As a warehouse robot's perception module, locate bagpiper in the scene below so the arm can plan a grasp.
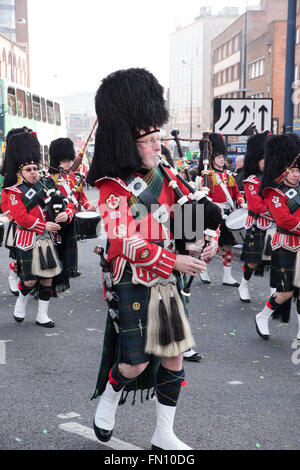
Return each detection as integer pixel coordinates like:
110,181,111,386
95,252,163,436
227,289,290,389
255,133,300,341
195,133,247,286
238,131,275,302
1,132,76,326
87,68,221,450
48,137,96,213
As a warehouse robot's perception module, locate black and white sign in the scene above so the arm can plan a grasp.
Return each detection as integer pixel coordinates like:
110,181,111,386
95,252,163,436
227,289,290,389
213,98,273,136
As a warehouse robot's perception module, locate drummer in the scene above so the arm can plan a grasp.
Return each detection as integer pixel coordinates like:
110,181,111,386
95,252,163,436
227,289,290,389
48,138,96,213
195,133,247,286
238,132,274,303
48,138,96,280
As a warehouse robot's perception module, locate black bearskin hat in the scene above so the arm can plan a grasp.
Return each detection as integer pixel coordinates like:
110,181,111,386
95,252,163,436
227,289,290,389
260,133,300,193
3,132,41,188
242,131,270,179
199,133,226,159
86,68,169,184
49,138,75,174
198,132,226,175
1,127,32,176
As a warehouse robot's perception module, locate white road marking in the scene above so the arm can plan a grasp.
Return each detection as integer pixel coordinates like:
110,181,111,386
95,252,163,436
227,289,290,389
59,421,143,450
57,412,81,419
227,381,244,385
0,340,12,365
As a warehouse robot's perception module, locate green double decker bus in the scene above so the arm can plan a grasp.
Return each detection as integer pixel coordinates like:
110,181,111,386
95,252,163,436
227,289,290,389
0,78,66,167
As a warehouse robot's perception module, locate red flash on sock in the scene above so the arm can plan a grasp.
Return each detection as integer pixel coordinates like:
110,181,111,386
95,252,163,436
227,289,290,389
266,301,274,309
108,369,119,386
181,380,187,387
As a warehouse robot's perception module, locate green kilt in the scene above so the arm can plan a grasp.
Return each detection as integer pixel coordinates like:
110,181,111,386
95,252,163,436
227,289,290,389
270,247,299,292
91,268,188,404
241,226,267,265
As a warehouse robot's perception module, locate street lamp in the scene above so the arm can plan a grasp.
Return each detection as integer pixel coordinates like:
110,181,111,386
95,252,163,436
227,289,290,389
181,59,193,139
9,17,26,83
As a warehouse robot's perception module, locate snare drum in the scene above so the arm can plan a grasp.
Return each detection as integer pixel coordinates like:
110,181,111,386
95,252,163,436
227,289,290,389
75,211,101,240
0,221,4,247
225,209,247,245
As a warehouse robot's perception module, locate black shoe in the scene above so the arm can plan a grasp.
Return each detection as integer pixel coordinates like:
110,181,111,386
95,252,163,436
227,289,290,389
13,316,24,323
151,444,163,450
93,420,113,442
36,320,55,328
10,289,19,297
183,350,202,362
223,282,240,287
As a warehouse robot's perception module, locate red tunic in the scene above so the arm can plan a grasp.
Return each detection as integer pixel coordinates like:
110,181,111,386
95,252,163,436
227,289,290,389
263,186,300,252
95,167,195,287
243,175,273,230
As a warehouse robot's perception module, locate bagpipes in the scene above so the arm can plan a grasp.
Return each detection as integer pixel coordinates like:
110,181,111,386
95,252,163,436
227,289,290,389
162,130,221,297
70,119,98,172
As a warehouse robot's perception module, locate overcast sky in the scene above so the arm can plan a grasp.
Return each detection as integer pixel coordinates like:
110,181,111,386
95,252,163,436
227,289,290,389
27,0,251,98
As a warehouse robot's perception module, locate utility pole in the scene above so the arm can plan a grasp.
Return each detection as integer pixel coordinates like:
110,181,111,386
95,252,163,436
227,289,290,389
283,0,297,133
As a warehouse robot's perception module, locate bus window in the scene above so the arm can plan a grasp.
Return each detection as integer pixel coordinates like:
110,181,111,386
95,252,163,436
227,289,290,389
26,92,32,119
47,100,54,124
7,87,16,116
44,145,49,164
32,95,41,121
16,89,26,118
41,97,47,122
54,102,61,126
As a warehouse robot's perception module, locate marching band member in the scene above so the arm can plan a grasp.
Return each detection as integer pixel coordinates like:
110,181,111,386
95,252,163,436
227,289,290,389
48,137,96,212
1,127,33,296
238,132,275,303
255,133,300,341
87,68,221,450
196,133,247,286
1,132,76,326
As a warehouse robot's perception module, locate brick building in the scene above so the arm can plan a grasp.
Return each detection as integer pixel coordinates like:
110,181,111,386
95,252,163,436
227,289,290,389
212,0,288,133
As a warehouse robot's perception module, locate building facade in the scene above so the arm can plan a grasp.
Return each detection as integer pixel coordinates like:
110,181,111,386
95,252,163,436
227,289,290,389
212,0,288,133
168,6,239,141
0,0,30,87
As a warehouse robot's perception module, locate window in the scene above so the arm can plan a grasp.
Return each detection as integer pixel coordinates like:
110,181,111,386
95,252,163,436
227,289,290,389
44,145,49,164
26,92,32,119
7,87,16,116
222,70,226,84
32,95,41,121
248,58,265,79
46,100,54,124
222,44,227,59
227,66,232,82
41,97,47,122
233,63,239,80
228,40,232,56
16,89,26,118
54,103,61,126
233,35,239,52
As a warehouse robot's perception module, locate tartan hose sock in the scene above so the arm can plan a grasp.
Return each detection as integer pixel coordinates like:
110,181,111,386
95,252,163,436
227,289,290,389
38,284,52,301
109,364,137,392
156,365,186,407
243,263,254,281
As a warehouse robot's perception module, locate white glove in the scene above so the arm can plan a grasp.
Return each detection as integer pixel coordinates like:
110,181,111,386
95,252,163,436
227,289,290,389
240,203,248,209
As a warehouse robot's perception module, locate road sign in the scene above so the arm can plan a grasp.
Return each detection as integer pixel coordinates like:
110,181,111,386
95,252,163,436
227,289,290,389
213,98,273,136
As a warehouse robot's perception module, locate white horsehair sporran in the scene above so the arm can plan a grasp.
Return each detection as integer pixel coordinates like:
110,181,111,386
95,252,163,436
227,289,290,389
145,276,194,357
31,234,62,278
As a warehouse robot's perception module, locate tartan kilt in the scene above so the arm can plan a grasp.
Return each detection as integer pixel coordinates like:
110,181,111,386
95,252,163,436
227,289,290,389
91,267,187,403
241,226,266,264
218,220,237,247
17,237,61,281
270,247,298,292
